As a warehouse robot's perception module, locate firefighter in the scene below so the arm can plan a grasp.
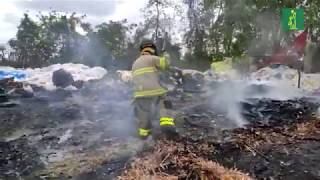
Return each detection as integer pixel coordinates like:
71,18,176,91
132,39,177,140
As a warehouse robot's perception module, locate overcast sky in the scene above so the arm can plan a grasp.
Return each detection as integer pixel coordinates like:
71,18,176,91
0,0,148,43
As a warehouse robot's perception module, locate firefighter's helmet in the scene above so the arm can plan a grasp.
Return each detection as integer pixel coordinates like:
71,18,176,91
140,39,157,55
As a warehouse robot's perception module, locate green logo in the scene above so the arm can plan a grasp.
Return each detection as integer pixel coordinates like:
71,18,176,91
281,8,304,31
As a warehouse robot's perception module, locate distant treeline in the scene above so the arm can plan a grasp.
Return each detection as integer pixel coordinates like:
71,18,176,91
1,0,319,71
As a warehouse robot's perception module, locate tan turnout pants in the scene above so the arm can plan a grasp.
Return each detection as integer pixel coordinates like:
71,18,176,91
133,96,175,138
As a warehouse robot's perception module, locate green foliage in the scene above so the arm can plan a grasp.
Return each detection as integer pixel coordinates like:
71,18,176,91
8,10,180,70
38,12,87,63
6,0,319,71
144,0,172,41
9,12,87,67
82,20,135,70
95,20,130,59
183,0,320,69
10,14,43,67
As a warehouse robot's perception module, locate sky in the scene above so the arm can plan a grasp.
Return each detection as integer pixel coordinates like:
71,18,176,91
0,0,148,43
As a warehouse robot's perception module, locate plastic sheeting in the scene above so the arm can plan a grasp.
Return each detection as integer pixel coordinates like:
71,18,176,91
0,70,26,81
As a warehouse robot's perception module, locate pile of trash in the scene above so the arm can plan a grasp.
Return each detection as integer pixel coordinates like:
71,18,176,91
251,64,320,92
25,63,107,90
251,65,298,82
0,64,107,90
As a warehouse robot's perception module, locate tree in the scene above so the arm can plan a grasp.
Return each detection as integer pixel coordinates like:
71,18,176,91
183,0,211,67
38,12,88,64
182,0,320,70
9,12,89,68
0,45,5,61
142,0,181,45
95,20,130,59
10,14,43,67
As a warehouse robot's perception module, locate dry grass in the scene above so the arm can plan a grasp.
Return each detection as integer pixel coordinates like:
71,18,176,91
232,119,320,150
119,140,252,180
120,119,320,180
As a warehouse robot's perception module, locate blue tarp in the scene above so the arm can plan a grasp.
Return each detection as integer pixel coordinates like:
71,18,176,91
0,70,26,81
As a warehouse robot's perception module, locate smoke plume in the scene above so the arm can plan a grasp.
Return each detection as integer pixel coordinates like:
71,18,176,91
206,80,303,128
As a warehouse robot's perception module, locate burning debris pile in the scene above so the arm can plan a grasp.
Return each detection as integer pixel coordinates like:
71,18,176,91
242,98,319,127
175,97,319,140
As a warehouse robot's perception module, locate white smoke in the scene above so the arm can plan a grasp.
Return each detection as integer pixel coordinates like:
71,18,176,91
206,79,303,127
206,81,247,126
71,77,135,138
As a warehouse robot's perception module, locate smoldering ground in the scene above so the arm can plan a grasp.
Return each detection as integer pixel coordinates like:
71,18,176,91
0,73,146,179
205,80,303,128
71,77,136,137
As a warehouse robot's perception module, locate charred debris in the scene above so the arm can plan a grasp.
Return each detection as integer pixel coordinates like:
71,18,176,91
0,70,320,179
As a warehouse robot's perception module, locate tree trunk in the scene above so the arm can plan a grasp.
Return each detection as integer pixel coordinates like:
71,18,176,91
303,40,315,73
0,50,4,61
155,0,160,42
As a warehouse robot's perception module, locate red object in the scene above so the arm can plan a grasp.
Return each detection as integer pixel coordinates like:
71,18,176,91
269,48,288,65
267,31,308,66
292,30,308,55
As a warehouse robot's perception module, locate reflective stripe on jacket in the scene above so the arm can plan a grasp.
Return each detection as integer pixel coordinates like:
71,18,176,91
132,54,169,98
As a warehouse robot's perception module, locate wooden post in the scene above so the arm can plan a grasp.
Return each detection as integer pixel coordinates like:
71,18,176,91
297,68,301,88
